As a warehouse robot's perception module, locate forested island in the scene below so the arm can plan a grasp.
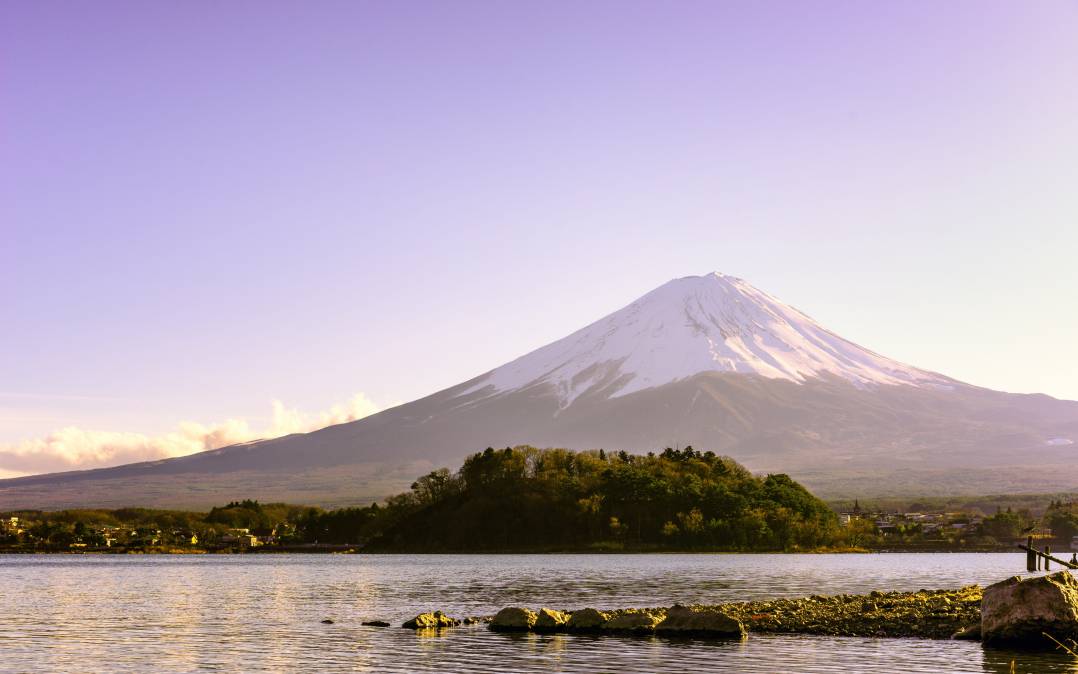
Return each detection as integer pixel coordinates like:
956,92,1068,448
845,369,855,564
3,446,1076,553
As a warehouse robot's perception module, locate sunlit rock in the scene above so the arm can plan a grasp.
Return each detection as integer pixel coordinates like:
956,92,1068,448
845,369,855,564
490,607,537,631
566,608,609,631
534,608,570,631
982,571,1078,647
656,605,745,637
402,611,459,629
601,609,665,632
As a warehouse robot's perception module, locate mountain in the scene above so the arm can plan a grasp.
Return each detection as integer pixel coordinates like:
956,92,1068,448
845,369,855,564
3,272,1077,509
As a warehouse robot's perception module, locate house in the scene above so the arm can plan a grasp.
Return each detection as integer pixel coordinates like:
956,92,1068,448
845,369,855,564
171,530,199,545
219,533,260,547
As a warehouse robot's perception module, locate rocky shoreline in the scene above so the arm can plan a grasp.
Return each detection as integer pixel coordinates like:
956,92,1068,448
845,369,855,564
386,572,1078,649
720,586,983,639
395,585,984,640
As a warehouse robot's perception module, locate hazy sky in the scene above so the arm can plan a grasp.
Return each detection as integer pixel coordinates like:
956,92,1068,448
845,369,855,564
2,2,1077,474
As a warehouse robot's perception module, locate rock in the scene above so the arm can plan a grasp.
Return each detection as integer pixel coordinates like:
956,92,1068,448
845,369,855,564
950,624,981,640
566,608,609,631
534,608,570,631
321,619,334,624
656,605,746,638
402,611,459,629
982,571,1078,647
362,620,391,627
602,609,665,632
490,607,537,631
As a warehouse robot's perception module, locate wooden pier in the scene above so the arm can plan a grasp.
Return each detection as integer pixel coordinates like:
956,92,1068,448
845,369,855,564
1019,535,1077,571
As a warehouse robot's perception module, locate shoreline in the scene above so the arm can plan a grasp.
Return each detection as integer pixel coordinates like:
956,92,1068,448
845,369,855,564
401,586,985,640
0,546,1040,555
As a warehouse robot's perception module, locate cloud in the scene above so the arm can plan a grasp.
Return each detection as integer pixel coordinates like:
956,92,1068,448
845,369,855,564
0,393,385,477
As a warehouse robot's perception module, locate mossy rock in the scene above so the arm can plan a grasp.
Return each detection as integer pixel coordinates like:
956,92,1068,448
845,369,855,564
490,607,538,631
656,605,746,638
403,611,459,629
534,608,570,632
602,609,665,632
566,608,609,631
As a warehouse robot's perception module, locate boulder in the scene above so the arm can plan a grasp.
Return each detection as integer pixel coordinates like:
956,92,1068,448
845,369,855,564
602,609,665,632
402,611,459,629
490,607,538,631
534,608,570,631
566,608,609,631
656,605,746,638
362,620,391,627
981,571,1078,647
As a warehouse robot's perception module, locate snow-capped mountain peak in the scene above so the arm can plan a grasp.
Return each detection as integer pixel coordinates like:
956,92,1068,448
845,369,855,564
463,272,945,404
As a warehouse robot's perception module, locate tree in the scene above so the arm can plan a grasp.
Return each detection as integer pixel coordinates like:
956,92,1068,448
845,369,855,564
981,510,1022,541
1047,510,1078,543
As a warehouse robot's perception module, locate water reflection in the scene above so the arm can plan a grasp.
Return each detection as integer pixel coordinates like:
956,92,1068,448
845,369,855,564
0,553,1075,672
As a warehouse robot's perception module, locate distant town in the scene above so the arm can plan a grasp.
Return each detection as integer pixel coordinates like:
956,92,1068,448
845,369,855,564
835,499,1078,553
0,501,355,553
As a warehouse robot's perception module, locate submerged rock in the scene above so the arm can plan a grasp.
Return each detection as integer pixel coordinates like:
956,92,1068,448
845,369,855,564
602,609,665,632
950,624,980,640
402,611,460,629
566,608,609,631
534,608,570,631
362,620,391,627
656,605,746,638
981,571,1078,647
490,607,538,631
321,619,335,624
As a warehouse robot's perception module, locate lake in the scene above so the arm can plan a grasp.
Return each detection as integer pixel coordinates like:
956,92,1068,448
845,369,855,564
0,553,1074,673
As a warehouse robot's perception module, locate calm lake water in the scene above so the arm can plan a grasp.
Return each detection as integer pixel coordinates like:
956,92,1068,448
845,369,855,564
0,553,1074,673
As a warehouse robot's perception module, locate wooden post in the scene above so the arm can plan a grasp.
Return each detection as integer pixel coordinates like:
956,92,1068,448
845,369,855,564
1017,543,1078,571
1046,545,1051,571
1028,536,1036,572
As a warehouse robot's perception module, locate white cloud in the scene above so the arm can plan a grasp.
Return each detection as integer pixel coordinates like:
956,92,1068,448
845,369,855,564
0,393,385,477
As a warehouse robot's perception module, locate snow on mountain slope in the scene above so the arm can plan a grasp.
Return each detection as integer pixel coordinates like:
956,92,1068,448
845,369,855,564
463,272,947,405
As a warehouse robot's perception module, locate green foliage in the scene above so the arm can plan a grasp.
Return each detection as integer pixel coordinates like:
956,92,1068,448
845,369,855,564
1046,506,1078,542
204,501,305,535
299,446,841,551
980,508,1024,541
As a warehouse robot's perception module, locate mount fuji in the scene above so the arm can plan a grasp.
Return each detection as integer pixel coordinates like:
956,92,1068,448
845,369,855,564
4,273,1077,509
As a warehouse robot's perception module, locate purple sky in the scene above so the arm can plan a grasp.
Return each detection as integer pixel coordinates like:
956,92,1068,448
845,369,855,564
2,2,1077,474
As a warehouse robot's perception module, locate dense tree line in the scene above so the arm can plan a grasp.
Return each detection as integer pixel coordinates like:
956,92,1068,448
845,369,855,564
295,446,842,551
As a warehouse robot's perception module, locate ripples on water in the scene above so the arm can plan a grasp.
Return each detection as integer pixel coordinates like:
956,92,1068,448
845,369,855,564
0,553,1075,672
